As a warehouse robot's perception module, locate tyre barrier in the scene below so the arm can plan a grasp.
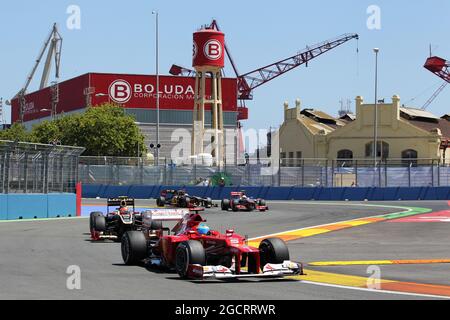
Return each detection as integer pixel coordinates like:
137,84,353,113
82,185,450,201
0,193,77,220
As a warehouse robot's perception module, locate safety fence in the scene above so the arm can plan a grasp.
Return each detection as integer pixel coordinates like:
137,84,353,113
79,157,450,188
0,140,85,194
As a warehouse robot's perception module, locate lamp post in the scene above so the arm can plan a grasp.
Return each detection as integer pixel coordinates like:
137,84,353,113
373,48,380,186
152,10,160,166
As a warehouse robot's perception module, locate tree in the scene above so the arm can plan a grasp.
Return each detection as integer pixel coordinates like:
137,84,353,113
31,104,147,156
0,123,32,142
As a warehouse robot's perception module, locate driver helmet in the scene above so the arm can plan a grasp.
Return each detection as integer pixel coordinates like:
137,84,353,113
119,207,129,214
197,224,210,235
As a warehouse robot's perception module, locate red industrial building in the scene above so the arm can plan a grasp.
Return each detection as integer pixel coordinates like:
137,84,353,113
11,73,241,123
11,73,245,160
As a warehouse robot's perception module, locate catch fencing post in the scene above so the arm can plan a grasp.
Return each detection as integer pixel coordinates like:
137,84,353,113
408,162,412,187
431,160,435,187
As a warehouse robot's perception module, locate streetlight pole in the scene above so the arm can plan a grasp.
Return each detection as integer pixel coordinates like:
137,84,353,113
373,48,380,186
152,10,160,166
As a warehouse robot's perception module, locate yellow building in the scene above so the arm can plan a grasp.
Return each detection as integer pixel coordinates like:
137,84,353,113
279,95,450,164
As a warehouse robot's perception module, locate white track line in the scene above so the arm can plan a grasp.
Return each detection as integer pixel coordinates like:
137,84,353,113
300,280,450,300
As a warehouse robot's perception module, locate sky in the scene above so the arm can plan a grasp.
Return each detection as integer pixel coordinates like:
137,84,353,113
1,0,450,130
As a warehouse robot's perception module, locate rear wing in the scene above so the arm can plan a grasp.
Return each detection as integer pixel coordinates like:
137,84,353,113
107,197,135,208
142,208,190,222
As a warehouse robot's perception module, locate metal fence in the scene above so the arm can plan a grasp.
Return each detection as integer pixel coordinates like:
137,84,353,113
78,157,450,188
0,140,85,194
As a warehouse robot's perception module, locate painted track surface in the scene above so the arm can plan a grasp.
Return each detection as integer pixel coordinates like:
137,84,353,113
0,200,449,300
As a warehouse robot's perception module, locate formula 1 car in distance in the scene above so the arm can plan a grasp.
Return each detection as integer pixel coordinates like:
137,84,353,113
156,189,214,209
221,191,268,212
90,197,143,241
121,209,302,280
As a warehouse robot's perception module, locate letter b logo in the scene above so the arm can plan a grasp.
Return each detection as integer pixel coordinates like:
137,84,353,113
204,40,222,60
109,80,132,103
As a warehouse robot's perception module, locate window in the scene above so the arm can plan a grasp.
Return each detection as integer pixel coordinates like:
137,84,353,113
280,152,286,167
365,141,389,160
402,149,418,167
296,151,303,167
337,149,353,167
289,152,294,167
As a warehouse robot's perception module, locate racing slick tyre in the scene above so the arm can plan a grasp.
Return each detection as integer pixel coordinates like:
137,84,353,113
205,198,213,208
93,215,106,232
121,231,147,265
157,196,166,207
232,199,240,212
259,238,290,268
150,220,163,231
181,196,191,208
221,199,230,211
259,199,266,207
89,212,103,231
175,240,206,279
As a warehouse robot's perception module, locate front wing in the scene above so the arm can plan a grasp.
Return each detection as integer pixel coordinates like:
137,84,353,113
187,261,303,280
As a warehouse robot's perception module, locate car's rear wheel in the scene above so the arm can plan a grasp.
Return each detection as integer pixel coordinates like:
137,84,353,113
175,240,206,278
259,238,290,268
259,199,266,207
182,196,191,208
157,196,166,207
89,212,103,231
150,220,163,231
232,199,240,212
221,199,230,211
121,231,147,265
93,215,106,232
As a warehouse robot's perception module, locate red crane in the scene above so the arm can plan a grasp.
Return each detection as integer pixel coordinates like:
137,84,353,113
170,20,359,119
423,56,450,155
423,56,450,110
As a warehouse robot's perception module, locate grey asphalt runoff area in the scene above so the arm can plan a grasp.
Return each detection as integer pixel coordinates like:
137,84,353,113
0,200,449,300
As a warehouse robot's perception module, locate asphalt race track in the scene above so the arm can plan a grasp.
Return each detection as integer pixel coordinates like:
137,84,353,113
1,200,450,300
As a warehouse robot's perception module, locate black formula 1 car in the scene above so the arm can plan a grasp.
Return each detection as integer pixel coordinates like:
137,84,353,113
121,209,303,280
221,192,268,212
156,189,214,209
90,197,142,241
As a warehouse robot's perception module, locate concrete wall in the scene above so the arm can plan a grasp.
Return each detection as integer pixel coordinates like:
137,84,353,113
0,194,77,220
83,184,450,202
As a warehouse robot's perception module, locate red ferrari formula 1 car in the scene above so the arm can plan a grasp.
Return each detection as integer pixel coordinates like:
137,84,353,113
221,191,268,212
90,197,142,241
121,209,302,280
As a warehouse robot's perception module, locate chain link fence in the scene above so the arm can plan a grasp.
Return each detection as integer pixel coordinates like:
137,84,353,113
0,140,85,194
79,157,450,187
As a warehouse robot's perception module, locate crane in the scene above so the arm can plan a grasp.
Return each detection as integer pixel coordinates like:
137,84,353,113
15,23,63,122
423,56,450,110
170,20,359,110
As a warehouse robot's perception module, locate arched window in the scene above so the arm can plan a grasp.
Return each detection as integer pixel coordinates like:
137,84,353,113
365,141,389,160
402,149,418,167
337,149,353,167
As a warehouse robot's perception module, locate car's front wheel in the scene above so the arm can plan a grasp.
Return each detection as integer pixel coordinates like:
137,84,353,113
175,240,206,278
259,238,290,268
89,212,103,231
205,198,213,208
93,215,106,232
